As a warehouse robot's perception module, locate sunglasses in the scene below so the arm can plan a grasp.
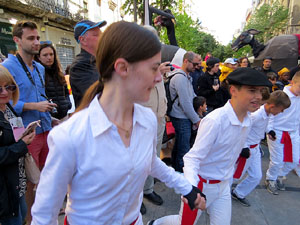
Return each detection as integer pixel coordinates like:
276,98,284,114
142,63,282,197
40,40,52,45
189,61,199,67
0,85,17,93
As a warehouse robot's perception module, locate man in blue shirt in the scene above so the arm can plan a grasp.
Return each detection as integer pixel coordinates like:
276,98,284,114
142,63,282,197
189,54,204,94
2,20,56,223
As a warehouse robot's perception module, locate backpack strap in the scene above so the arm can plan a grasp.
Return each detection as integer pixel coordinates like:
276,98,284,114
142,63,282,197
169,72,186,103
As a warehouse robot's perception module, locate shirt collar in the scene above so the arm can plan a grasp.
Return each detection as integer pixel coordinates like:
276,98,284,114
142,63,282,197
9,54,39,70
284,85,297,98
88,95,112,138
88,96,148,138
224,100,251,127
261,105,268,119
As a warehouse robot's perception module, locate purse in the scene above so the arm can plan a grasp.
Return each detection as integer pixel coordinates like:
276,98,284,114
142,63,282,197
25,153,40,184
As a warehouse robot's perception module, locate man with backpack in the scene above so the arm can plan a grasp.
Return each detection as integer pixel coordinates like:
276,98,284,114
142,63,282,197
168,51,200,172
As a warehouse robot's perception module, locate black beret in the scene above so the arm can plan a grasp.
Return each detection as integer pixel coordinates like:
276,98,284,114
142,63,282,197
227,67,272,87
263,56,272,61
206,57,220,67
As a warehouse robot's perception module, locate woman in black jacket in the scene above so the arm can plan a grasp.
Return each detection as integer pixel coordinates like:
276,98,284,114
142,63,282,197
0,65,35,225
36,43,72,120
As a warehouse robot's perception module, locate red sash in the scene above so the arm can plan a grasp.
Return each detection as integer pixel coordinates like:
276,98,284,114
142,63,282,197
181,175,220,225
281,131,293,162
233,145,257,179
233,144,258,179
233,156,247,179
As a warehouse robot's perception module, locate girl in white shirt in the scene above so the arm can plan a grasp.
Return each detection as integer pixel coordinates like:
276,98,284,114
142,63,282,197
31,21,205,225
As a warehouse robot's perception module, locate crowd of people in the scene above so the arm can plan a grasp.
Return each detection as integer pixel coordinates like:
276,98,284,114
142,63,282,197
0,17,299,225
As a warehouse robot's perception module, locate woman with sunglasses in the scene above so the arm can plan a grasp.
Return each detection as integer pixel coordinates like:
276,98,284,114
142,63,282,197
31,21,206,224
0,65,35,225
35,43,71,121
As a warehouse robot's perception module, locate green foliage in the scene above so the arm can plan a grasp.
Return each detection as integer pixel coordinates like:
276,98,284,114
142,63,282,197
158,11,233,61
159,11,202,52
212,44,237,61
232,45,252,59
122,0,239,61
121,0,176,23
245,0,289,43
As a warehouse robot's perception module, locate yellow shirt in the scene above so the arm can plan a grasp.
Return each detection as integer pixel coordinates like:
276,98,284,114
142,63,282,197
219,66,234,82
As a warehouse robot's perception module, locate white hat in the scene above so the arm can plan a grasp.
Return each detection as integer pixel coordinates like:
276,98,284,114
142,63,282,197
224,58,237,64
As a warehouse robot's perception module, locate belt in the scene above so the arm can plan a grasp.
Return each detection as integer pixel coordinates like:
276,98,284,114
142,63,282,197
250,144,258,148
198,175,221,184
64,216,138,225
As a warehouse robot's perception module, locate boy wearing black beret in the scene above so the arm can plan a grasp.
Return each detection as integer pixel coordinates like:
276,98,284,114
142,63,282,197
232,90,290,206
150,68,271,225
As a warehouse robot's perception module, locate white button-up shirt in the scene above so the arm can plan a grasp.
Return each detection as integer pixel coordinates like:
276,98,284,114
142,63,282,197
268,86,300,132
246,105,269,146
31,96,192,225
183,101,251,186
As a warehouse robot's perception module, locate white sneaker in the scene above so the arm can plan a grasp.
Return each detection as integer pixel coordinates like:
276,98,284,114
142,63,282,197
265,180,279,195
276,176,286,191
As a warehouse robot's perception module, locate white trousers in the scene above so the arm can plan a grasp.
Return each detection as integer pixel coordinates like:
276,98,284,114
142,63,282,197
266,130,300,181
234,145,262,198
153,180,231,225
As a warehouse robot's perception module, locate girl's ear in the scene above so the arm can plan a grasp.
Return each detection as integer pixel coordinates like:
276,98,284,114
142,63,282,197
114,58,129,78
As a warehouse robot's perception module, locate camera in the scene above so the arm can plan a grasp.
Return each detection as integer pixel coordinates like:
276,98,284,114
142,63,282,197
49,99,58,114
166,63,175,71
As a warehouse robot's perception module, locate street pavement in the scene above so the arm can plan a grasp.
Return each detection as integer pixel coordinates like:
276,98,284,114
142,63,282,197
58,143,300,225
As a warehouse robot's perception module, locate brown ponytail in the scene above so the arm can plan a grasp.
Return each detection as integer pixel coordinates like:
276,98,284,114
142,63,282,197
75,80,104,112
75,21,161,112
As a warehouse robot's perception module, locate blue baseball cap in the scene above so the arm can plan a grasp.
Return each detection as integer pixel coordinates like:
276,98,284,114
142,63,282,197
74,20,107,43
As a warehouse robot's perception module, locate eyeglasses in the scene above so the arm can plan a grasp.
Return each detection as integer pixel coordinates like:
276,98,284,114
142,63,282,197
40,40,52,45
189,61,199,67
0,85,17,93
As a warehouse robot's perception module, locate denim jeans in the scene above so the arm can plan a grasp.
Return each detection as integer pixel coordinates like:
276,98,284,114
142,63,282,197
170,117,192,172
0,195,27,225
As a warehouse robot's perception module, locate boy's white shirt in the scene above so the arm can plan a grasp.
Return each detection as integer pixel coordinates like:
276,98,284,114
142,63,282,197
246,104,270,147
183,100,251,186
267,86,300,132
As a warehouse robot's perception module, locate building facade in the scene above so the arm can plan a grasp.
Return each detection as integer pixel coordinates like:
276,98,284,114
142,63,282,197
0,0,127,70
247,0,300,35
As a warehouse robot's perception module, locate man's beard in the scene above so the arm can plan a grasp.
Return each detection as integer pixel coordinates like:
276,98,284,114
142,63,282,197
23,48,39,56
187,67,195,73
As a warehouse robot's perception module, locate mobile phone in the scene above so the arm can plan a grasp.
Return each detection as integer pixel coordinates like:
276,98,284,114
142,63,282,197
166,63,175,71
20,120,41,139
213,78,219,86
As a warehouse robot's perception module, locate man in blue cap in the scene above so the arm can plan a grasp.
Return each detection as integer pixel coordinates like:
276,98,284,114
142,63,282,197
70,19,106,107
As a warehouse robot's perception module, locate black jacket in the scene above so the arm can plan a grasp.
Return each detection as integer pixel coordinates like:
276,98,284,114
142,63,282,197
256,67,278,77
45,69,71,119
0,105,28,220
197,71,224,109
70,49,100,108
